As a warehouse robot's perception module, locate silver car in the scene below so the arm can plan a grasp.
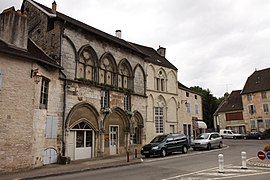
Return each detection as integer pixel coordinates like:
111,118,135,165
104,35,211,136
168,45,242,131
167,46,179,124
191,132,223,150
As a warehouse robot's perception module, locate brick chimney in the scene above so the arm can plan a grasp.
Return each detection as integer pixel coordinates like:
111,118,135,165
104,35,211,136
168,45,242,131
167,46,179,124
52,1,57,14
115,30,121,38
157,46,166,57
0,7,28,49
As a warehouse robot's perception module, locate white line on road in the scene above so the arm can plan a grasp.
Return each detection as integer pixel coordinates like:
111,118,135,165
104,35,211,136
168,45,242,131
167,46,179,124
212,171,270,180
161,164,233,180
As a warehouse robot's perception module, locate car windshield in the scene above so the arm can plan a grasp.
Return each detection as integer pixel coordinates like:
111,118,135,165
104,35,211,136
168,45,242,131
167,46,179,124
196,134,209,140
150,135,167,143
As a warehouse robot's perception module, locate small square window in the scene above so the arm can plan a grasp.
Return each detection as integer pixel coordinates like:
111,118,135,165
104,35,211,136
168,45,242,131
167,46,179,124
261,91,267,99
186,92,189,97
247,94,252,101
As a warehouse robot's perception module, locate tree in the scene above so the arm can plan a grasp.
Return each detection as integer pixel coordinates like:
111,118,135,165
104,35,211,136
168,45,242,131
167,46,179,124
190,86,220,129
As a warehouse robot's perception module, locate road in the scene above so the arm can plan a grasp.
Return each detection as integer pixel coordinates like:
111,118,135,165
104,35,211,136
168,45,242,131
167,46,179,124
40,139,270,180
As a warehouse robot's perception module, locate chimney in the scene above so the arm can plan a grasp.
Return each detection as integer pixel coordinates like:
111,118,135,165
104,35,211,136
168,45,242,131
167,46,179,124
52,1,57,14
115,30,121,38
224,92,229,102
0,7,28,49
157,46,166,57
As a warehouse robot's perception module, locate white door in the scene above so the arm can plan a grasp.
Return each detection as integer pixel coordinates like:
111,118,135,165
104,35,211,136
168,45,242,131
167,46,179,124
75,130,93,160
43,148,57,165
110,126,118,155
67,131,75,160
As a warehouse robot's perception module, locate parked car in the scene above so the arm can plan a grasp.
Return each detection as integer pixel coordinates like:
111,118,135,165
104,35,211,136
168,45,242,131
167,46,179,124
190,132,222,150
219,129,243,139
141,133,189,158
243,131,266,140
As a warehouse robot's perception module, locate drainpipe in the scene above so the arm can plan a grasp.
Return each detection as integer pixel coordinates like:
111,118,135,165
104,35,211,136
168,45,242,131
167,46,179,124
60,20,67,156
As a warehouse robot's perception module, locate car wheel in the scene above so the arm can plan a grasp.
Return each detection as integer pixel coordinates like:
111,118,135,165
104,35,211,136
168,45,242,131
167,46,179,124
218,142,223,148
160,148,166,157
182,146,188,154
207,143,211,150
258,136,262,140
243,136,247,139
145,154,150,158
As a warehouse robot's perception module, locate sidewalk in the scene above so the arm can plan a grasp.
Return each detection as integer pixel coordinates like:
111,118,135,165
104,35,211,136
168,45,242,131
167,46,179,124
0,154,143,180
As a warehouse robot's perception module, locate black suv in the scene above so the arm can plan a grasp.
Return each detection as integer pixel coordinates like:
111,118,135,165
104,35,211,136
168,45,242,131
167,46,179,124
141,133,189,158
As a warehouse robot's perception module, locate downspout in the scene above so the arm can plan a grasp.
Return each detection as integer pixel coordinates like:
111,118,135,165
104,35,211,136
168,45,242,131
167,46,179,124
60,20,67,156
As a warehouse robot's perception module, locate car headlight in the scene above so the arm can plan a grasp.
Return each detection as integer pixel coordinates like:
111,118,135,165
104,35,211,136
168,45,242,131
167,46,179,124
141,147,144,151
152,146,159,150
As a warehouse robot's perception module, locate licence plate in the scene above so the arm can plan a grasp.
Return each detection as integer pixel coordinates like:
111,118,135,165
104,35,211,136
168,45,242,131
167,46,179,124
144,151,149,153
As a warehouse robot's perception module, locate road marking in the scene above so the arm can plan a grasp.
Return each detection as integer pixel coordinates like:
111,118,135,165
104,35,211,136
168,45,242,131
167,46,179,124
161,164,233,180
212,171,270,180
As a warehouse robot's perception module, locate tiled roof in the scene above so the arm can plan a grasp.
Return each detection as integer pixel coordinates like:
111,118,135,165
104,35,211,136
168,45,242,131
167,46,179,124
29,1,146,57
216,90,243,113
0,39,62,69
241,67,270,94
177,82,201,95
129,42,177,70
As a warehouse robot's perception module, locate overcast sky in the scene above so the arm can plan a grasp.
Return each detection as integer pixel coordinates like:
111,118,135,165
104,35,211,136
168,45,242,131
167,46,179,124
1,0,270,97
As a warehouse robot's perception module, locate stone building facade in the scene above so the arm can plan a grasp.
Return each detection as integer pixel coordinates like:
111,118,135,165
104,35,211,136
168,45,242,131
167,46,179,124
0,0,192,172
241,68,270,133
178,82,204,140
130,43,179,143
0,7,62,172
214,90,245,134
214,68,270,134
23,0,147,161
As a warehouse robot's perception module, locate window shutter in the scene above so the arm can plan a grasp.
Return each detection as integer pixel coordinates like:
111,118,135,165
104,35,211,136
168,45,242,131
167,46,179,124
51,116,58,138
0,70,3,91
46,116,53,138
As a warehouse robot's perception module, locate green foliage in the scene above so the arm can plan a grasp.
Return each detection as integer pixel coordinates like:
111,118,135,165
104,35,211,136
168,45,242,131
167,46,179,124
264,129,270,138
190,86,220,129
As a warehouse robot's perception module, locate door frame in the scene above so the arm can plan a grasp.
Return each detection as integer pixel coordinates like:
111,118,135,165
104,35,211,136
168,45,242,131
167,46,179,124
109,125,119,155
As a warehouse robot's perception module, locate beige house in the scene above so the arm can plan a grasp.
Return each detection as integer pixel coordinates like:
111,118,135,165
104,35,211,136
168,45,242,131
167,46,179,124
214,90,245,134
130,44,179,143
241,68,270,132
214,68,270,134
178,82,204,140
0,8,62,172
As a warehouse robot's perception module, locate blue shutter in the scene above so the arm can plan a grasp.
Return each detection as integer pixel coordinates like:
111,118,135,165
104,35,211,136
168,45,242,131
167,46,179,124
0,70,3,91
51,116,58,138
46,116,53,138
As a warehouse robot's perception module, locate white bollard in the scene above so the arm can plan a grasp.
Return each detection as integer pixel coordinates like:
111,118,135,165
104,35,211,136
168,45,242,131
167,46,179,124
241,151,248,169
218,154,225,173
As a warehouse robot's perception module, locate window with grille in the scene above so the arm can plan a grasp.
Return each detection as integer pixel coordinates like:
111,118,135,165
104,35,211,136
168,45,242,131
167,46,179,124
155,107,164,133
40,78,49,109
124,95,131,111
263,104,269,112
100,90,109,109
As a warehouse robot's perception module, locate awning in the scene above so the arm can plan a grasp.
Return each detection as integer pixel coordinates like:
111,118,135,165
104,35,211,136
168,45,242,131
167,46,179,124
197,121,207,129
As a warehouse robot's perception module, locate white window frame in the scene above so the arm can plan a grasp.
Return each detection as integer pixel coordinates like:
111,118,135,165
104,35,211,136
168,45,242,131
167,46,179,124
263,103,269,112
261,91,267,99
247,94,252,101
101,90,109,109
250,119,256,130
155,107,164,133
248,104,256,114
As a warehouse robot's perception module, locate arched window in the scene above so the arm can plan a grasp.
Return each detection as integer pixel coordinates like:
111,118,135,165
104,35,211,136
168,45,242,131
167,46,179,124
118,59,132,89
77,46,97,81
99,53,117,86
156,70,166,92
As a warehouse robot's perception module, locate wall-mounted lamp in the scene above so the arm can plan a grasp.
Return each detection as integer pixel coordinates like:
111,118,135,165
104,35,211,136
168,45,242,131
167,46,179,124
31,68,42,84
